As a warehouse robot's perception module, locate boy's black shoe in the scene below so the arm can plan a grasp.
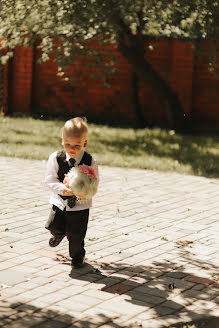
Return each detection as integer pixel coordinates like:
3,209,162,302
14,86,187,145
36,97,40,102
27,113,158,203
49,235,65,247
71,255,85,268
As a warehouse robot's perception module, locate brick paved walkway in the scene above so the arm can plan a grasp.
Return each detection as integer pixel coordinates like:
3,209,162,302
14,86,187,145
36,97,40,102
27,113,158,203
0,156,218,328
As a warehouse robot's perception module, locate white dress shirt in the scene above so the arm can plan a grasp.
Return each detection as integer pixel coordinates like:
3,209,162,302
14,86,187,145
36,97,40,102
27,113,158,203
45,149,99,211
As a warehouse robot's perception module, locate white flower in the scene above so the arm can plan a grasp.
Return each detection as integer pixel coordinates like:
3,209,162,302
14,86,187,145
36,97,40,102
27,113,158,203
67,165,98,200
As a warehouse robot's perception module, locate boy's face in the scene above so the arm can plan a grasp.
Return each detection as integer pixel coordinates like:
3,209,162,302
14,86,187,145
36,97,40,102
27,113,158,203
62,133,87,158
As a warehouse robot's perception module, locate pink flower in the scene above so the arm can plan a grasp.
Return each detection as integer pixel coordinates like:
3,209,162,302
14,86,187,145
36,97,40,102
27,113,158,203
79,164,97,179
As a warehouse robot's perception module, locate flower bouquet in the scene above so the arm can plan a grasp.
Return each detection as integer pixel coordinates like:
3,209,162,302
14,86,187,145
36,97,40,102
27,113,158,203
64,164,98,200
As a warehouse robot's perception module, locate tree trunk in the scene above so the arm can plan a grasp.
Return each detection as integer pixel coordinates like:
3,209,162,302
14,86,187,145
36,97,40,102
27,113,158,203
131,71,146,127
118,37,187,131
112,14,188,131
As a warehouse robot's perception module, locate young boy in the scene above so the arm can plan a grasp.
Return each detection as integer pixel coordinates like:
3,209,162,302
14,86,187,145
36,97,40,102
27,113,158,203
45,117,99,268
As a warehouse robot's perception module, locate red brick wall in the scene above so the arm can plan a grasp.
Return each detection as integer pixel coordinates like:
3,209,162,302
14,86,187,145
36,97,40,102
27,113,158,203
192,43,219,127
3,38,219,130
32,42,135,124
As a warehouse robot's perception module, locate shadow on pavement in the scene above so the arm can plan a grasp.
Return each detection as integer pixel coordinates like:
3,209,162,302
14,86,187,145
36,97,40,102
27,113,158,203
0,300,121,327
0,244,218,328
66,242,218,327
168,317,219,328
0,300,218,328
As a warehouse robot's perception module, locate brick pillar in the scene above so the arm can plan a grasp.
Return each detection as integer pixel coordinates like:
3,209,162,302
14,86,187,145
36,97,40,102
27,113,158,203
0,61,3,114
2,63,9,114
9,46,34,113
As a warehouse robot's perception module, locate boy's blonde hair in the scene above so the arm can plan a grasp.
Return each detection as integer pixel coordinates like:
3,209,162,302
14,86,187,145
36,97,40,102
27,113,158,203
62,117,88,137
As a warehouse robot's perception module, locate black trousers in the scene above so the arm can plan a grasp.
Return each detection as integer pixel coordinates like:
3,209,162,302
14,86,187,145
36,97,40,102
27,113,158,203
45,205,89,259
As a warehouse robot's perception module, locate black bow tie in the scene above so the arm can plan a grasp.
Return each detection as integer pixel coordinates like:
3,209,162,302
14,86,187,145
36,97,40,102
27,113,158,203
68,158,76,168
67,158,77,208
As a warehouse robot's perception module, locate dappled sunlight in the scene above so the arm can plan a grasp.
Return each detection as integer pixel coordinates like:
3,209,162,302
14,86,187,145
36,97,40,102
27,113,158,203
96,128,219,177
0,155,218,328
0,116,219,177
0,300,122,328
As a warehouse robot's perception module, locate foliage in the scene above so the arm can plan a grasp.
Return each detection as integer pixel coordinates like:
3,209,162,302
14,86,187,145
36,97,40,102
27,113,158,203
0,0,218,68
0,1,218,130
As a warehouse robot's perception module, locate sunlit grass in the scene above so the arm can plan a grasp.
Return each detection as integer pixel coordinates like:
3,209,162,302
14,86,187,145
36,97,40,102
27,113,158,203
0,116,219,178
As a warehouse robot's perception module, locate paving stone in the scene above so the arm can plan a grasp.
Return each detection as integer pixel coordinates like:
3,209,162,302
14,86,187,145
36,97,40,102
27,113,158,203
32,319,69,328
3,316,48,328
183,274,218,287
165,271,188,279
103,282,134,295
0,269,29,285
126,290,165,305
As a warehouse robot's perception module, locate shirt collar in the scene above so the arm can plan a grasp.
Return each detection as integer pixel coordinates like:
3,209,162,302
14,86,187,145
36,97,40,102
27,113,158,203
66,149,84,166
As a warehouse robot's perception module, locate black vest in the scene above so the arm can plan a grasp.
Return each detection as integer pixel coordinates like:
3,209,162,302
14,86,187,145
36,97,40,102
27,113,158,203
56,149,92,183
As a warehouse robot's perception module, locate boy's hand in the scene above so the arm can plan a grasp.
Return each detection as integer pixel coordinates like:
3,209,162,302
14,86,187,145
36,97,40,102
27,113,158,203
76,194,86,200
63,176,69,188
63,177,74,196
63,188,74,196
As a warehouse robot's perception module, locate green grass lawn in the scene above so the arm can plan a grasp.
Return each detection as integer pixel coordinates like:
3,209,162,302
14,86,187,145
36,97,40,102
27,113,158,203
0,116,219,178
